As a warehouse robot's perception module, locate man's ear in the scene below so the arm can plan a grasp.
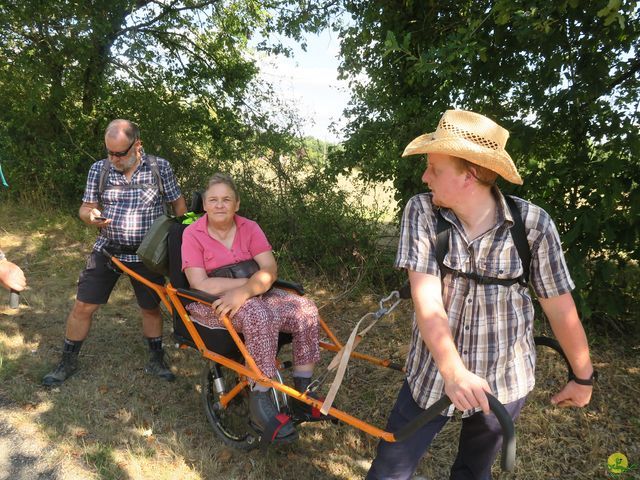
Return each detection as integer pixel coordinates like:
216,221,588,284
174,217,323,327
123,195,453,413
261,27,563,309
464,166,478,185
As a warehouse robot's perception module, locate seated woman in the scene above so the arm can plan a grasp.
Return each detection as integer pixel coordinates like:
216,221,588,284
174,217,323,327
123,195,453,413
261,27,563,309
181,173,321,440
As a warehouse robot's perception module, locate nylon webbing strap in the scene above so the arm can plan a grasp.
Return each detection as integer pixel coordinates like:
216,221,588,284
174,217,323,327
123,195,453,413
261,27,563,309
435,196,530,286
435,210,450,275
320,292,401,415
98,155,167,214
505,195,530,283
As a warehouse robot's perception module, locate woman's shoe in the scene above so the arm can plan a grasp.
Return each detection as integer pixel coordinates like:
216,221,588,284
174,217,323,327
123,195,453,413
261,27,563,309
249,390,297,441
291,376,333,422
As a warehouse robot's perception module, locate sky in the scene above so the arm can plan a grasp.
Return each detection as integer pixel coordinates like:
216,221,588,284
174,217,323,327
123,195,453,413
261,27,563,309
257,29,351,144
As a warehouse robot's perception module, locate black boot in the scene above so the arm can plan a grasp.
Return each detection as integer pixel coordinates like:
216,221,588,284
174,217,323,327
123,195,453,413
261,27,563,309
291,376,332,422
249,390,297,440
144,349,176,382
42,351,79,386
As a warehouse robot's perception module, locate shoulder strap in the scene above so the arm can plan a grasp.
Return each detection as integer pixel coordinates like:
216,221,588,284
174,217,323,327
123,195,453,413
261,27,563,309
146,154,165,197
435,210,451,274
98,156,167,211
434,198,531,285
98,158,111,202
505,195,531,284
146,154,168,215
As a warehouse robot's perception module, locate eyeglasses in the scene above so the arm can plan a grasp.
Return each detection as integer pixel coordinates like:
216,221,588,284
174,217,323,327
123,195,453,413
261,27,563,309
106,138,136,157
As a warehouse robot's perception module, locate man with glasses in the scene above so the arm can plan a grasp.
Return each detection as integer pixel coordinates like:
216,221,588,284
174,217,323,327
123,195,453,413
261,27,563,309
42,119,187,386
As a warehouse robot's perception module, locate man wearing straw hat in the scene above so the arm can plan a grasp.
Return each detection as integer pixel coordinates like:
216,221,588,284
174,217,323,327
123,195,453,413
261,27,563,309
367,110,595,479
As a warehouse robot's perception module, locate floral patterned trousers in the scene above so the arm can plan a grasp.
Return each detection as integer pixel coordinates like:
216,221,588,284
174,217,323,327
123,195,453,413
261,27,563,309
186,288,320,378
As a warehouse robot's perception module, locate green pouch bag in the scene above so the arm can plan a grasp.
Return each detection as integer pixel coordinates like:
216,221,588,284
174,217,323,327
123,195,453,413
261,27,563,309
136,214,177,276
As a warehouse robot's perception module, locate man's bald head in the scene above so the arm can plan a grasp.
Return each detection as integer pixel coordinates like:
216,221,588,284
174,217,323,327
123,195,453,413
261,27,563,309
105,119,140,143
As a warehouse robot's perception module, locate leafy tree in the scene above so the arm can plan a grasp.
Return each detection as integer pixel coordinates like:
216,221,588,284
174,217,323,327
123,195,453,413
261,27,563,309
329,0,640,328
0,0,319,202
0,0,386,284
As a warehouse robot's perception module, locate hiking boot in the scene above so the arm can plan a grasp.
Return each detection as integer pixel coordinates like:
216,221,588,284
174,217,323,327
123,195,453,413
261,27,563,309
249,390,297,440
144,350,176,382
42,351,79,386
291,376,332,422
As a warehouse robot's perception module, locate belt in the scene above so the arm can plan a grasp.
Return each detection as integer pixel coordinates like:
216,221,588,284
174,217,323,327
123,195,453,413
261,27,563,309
104,243,140,255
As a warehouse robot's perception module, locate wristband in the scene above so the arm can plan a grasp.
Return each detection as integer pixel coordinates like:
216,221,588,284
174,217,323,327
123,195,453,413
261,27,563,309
569,370,598,386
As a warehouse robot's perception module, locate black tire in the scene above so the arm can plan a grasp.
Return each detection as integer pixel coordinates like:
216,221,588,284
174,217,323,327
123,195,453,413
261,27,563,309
201,362,258,451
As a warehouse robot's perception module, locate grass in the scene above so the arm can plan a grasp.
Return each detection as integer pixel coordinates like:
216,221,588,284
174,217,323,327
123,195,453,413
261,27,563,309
1,201,639,479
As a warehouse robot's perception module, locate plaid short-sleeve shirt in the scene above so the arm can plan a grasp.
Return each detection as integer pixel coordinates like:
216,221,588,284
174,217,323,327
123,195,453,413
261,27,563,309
396,189,574,416
83,154,182,262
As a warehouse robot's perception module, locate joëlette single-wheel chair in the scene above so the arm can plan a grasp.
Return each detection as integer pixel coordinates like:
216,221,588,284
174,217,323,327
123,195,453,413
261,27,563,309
102,197,572,474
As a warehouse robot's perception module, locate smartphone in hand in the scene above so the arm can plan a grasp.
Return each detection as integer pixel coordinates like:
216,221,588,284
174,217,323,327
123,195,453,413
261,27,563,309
94,216,108,221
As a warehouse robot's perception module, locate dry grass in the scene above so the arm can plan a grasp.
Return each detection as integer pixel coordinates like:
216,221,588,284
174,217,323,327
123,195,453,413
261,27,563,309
1,202,639,480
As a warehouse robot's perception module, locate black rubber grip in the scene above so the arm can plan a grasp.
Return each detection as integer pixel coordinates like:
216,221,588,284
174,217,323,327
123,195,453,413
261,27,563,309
534,336,573,381
273,279,305,296
176,287,220,304
392,393,516,472
398,282,412,299
9,290,19,308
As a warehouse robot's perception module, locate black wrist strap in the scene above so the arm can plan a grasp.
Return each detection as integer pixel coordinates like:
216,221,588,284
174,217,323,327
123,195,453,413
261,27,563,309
569,370,598,386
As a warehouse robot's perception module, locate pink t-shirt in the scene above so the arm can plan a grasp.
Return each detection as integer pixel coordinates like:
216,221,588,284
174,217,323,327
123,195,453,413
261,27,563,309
181,214,272,272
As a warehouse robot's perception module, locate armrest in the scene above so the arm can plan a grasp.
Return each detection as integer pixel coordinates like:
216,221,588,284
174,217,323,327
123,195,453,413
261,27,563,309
176,287,220,304
274,279,305,295
178,281,304,303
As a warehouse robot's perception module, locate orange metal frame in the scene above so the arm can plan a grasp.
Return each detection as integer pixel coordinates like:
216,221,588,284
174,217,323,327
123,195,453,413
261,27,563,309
110,255,403,442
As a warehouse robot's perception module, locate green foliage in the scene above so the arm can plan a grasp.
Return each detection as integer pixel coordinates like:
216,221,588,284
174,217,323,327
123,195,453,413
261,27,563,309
181,132,390,288
0,0,306,202
0,0,391,290
328,0,640,330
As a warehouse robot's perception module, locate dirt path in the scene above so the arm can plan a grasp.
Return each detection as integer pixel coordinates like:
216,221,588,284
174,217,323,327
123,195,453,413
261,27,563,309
0,390,91,480
0,391,59,479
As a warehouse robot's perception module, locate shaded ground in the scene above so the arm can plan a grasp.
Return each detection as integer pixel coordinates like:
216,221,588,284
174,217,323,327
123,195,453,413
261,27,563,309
0,389,59,480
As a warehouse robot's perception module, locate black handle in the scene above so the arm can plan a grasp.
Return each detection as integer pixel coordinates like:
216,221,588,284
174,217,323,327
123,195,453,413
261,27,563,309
392,393,516,472
534,336,573,381
9,289,19,308
398,282,412,299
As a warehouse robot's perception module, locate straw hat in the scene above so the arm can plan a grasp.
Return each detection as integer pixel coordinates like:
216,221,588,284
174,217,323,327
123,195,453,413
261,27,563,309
402,109,523,185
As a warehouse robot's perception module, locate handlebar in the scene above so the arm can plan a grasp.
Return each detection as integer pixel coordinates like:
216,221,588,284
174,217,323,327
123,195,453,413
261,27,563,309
392,393,516,472
534,336,573,381
9,289,19,308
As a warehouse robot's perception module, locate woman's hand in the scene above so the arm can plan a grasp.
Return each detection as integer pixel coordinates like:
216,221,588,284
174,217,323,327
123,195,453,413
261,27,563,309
212,287,250,319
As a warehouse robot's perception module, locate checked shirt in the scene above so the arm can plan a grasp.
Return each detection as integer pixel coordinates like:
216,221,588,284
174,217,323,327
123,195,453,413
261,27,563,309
396,189,574,417
82,154,182,262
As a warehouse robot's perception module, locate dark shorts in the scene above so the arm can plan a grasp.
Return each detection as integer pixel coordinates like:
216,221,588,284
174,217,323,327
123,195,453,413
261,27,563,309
76,251,165,310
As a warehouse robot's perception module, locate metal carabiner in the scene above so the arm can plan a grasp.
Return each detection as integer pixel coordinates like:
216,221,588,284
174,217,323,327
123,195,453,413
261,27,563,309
375,290,402,318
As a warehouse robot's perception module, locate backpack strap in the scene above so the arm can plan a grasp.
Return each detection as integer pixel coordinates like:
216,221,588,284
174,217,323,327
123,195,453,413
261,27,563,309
97,155,167,212
146,154,165,198
146,154,168,215
505,195,531,284
433,197,531,286
98,158,111,204
435,209,451,276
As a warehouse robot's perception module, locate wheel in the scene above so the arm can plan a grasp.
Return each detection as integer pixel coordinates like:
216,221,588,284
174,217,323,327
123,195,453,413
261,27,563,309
201,362,258,450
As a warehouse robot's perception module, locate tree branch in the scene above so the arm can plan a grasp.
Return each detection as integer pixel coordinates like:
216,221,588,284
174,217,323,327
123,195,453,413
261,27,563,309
117,0,221,35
